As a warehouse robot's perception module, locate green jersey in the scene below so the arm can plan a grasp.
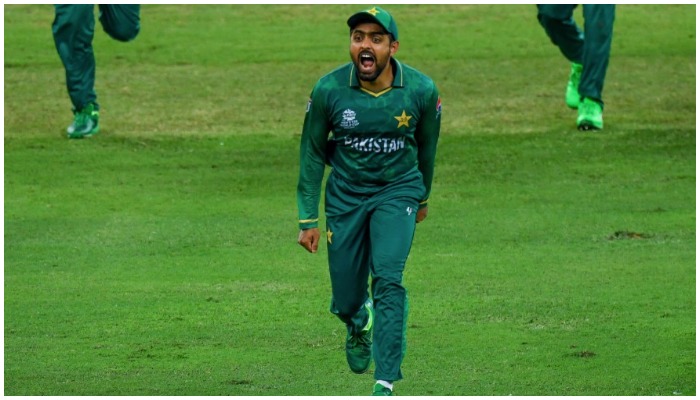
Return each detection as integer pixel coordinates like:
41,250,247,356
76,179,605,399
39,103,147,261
297,58,441,229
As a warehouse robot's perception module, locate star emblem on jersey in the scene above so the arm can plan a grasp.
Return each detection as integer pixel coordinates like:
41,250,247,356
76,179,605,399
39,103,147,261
327,229,333,245
394,110,412,128
366,7,379,16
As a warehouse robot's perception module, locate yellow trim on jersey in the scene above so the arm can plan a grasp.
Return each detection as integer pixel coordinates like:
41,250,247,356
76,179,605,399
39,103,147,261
419,199,429,205
299,218,319,224
360,87,393,97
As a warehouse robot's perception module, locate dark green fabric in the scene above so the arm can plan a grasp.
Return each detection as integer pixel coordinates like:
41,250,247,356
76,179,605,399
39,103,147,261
325,170,422,381
537,4,615,105
52,5,140,110
297,58,441,229
297,55,440,382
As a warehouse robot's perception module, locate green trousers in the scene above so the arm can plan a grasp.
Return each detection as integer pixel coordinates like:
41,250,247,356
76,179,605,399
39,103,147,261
52,5,140,111
537,4,615,106
325,170,425,382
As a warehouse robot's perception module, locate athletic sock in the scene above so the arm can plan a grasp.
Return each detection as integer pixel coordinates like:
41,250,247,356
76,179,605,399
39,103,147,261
376,380,393,391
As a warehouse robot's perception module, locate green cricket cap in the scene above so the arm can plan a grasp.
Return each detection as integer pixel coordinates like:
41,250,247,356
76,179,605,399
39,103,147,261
347,6,399,41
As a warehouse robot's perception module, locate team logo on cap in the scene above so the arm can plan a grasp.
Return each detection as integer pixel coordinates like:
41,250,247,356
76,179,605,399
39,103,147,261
366,7,379,15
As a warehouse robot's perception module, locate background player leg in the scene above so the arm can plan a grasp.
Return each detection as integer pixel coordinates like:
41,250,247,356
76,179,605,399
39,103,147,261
536,4,584,109
98,4,141,42
536,5,582,63
52,5,98,119
579,4,615,105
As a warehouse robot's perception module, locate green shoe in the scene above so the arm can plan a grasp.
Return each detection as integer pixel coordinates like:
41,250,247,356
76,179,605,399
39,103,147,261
372,383,393,396
346,299,374,374
566,62,583,109
67,103,100,139
576,97,604,131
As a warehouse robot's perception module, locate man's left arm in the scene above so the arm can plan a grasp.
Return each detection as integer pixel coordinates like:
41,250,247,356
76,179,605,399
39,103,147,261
415,83,441,220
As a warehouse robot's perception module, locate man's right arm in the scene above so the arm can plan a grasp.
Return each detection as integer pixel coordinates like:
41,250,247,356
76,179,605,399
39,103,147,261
297,227,321,253
296,84,331,232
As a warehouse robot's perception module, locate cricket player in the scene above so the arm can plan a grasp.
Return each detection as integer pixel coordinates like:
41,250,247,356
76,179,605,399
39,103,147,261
296,6,441,396
537,4,615,130
53,5,140,139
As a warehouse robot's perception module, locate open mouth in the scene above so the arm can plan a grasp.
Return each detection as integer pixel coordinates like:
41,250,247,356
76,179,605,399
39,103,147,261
359,52,376,70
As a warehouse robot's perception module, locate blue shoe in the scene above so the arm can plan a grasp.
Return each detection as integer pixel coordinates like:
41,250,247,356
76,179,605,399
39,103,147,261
67,103,99,139
346,299,374,374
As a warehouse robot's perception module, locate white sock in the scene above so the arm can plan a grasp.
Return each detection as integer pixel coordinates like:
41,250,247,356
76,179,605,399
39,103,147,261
376,380,393,391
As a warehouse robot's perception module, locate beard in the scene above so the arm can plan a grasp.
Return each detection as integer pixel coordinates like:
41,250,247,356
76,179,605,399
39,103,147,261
353,50,389,82
356,61,386,82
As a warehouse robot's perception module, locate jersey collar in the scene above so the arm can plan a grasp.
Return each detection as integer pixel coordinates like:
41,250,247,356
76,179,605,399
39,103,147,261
349,58,404,89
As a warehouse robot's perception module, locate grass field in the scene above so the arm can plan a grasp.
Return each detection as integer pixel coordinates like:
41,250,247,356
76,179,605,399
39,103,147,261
4,4,696,396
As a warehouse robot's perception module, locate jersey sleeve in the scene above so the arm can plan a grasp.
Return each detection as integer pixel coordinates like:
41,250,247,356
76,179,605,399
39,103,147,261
296,83,331,230
415,83,441,209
